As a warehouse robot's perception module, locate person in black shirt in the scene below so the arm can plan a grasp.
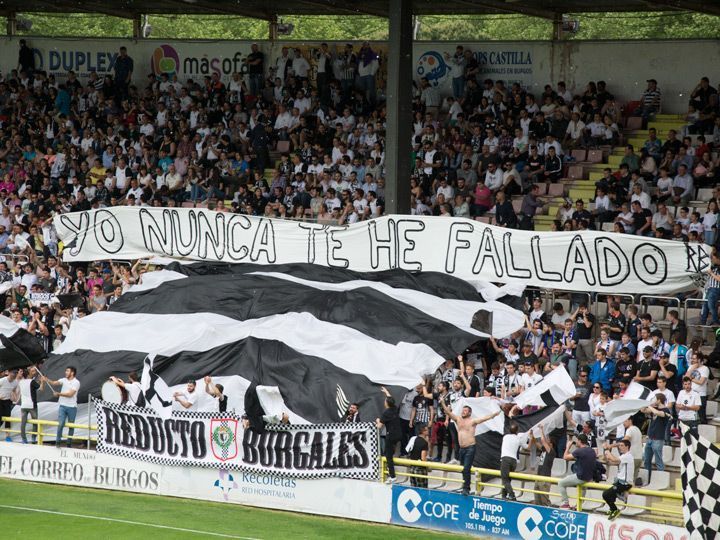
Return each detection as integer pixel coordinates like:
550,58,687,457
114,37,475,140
343,403,361,423
614,348,637,382
571,200,592,229
245,43,265,97
494,190,517,228
630,201,652,236
657,356,678,395
18,39,35,75
407,425,430,488
642,393,670,474
572,303,595,364
410,393,434,433
377,387,403,483
635,346,660,390
204,376,228,413
604,302,626,342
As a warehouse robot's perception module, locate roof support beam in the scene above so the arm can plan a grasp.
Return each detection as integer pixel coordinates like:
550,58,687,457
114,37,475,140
292,0,386,18
644,0,720,16
384,0,412,214
450,0,557,20
6,11,16,36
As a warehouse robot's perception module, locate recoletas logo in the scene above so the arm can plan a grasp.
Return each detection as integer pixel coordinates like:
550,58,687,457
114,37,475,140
151,44,179,77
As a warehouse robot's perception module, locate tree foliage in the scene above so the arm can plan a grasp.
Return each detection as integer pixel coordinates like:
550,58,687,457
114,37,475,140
14,11,720,41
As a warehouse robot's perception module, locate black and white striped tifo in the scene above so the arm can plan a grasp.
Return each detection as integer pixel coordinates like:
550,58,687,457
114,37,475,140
681,424,720,539
45,263,525,423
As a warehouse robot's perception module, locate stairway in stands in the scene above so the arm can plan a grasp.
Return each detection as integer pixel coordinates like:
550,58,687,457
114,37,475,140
532,113,688,231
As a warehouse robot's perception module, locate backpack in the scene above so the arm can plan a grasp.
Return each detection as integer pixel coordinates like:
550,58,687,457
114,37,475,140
593,461,607,482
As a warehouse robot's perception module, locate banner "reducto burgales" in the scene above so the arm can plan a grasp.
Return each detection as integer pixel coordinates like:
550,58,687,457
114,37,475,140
94,400,378,480
56,208,710,294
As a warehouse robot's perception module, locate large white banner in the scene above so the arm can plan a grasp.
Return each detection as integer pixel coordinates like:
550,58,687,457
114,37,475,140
94,400,378,479
56,208,709,294
0,441,392,523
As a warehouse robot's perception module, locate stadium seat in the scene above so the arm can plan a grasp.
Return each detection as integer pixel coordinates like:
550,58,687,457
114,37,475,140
646,305,666,322
625,117,643,131
638,469,670,491
586,149,604,164
567,165,584,180
698,424,717,441
475,216,492,224
512,199,523,213
707,400,718,420
276,141,290,153
480,478,503,497
551,458,567,476
669,447,682,468
516,481,536,503
536,183,548,196
581,489,605,511
548,183,565,197
571,149,587,162
621,494,647,516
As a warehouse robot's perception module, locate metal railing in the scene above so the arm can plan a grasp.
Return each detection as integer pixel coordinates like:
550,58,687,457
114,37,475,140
380,456,683,523
1,416,96,445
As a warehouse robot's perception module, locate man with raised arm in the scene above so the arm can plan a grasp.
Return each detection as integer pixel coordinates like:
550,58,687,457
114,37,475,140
441,398,501,495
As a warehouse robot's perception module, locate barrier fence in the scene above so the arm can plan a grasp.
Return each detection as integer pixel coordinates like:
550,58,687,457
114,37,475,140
379,456,683,524
0,415,96,445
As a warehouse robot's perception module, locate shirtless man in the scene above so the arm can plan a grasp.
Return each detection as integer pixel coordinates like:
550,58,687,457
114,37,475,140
442,399,501,495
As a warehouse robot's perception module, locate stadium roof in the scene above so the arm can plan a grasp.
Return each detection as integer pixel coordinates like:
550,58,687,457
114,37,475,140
0,0,718,20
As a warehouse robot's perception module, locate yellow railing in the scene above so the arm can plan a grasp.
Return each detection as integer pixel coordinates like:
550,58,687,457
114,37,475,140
1,416,97,445
381,456,683,522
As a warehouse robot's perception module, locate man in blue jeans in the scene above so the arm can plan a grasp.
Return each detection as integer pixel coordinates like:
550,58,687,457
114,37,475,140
642,393,670,478
442,400,501,495
44,366,81,448
701,253,720,325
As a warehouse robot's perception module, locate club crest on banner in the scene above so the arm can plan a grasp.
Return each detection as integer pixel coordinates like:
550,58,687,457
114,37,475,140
211,418,238,462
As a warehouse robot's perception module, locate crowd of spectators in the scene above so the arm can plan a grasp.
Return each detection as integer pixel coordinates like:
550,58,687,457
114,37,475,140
3,39,719,234
0,39,719,519
392,293,718,509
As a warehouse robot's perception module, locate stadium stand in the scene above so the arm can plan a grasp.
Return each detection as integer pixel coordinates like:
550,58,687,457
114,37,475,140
0,35,719,528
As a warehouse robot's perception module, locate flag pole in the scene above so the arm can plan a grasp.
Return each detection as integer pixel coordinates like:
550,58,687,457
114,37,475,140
87,394,92,450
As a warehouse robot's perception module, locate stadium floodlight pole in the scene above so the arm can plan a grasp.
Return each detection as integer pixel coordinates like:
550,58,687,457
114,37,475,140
384,0,413,214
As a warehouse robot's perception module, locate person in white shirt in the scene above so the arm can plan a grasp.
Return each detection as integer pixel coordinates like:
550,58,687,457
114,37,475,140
676,376,701,435
628,183,650,210
688,353,709,423
174,380,199,411
602,438,634,520
0,369,19,441
484,162,504,192
291,49,310,80
18,366,45,443
520,362,543,393
45,366,81,447
565,112,586,148
500,422,528,501
109,372,143,407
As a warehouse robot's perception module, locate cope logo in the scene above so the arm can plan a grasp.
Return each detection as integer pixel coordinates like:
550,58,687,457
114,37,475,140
151,44,179,76
396,489,422,523
517,507,543,540
416,51,449,87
